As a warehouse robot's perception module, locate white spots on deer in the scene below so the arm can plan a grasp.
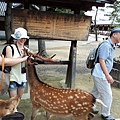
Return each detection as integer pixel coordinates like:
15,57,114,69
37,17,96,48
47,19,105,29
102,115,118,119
75,94,80,98
77,104,82,107
28,64,95,120
68,96,73,99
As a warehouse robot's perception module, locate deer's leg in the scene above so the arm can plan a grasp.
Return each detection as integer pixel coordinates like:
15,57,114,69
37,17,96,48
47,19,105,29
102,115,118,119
88,112,95,120
31,107,39,120
41,110,51,120
45,111,51,120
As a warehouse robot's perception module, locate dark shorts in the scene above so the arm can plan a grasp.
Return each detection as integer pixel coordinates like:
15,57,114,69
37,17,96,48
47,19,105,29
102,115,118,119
8,81,26,90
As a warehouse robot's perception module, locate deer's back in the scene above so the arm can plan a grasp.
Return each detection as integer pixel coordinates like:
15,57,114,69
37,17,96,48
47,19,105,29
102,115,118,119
30,80,94,116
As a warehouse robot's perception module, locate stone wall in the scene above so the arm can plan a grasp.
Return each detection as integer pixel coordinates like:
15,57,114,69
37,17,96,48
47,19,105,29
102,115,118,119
110,58,120,89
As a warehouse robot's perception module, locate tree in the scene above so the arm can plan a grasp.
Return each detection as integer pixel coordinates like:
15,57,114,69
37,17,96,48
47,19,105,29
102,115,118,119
95,7,98,41
105,0,120,27
5,2,12,44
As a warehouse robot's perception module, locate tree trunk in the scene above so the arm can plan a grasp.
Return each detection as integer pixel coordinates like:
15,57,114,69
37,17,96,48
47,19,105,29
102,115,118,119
95,7,98,41
38,39,48,57
5,2,12,44
24,2,30,47
38,6,48,57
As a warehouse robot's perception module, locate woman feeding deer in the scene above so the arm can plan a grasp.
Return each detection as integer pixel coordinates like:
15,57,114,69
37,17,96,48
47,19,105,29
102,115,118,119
5,27,33,112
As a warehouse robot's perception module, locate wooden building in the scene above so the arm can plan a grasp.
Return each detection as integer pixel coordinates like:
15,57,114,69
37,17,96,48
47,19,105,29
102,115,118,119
90,23,114,35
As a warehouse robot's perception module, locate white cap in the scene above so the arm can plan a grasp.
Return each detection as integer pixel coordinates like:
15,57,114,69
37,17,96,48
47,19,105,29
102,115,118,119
11,27,29,39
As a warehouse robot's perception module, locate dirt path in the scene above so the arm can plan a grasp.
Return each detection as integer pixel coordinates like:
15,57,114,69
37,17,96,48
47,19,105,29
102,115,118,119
0,34,120,120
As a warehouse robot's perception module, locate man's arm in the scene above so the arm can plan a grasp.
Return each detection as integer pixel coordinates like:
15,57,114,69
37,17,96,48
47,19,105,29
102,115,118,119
99,58,114,84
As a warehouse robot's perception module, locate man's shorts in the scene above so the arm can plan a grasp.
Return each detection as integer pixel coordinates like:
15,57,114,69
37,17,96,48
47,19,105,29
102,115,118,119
8,81,26,90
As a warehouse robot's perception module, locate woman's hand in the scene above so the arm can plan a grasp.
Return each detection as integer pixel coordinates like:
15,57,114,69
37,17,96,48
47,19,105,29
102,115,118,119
22,56,29,61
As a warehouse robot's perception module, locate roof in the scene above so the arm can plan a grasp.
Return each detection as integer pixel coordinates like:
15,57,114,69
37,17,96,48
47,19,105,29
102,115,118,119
2,0,116,11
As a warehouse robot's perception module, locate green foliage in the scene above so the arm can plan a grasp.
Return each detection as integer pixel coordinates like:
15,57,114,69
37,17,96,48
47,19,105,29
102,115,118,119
99,8,104,12
46,6,70,13
80,10,85,15
46,6,85,15
106,0,120,26
55,8,70,13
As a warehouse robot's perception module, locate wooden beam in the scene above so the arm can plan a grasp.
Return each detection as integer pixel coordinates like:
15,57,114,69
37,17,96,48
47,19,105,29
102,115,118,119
3,0,115,11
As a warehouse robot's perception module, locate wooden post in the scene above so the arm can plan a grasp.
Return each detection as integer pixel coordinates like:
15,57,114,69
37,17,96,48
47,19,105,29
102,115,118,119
24,1,29,47
5,2,12,43
65,40,77,88
65,8,79,88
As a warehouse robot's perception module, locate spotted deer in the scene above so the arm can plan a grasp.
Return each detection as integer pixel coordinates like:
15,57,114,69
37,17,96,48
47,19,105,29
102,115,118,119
0,95,20,119
27,53,107,120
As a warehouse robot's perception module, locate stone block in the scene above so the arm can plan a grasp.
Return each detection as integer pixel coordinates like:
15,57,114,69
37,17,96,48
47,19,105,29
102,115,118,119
110,68,120,81
112,79,120,89
113,61,120,70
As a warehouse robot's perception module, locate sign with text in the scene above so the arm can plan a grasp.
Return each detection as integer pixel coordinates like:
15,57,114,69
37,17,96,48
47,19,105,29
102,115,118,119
11,9,91,41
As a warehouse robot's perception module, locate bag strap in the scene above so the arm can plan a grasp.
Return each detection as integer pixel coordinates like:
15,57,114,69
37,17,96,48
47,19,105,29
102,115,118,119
0,54,5,90
94,40,109,63
2,45,14,57
91,40,109,74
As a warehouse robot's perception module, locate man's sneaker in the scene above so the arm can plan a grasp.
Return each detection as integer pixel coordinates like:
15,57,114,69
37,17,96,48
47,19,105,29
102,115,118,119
91,108,99,114
101,114,115,120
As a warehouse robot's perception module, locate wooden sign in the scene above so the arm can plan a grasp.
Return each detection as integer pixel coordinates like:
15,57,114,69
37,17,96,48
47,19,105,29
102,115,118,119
11,9,91,41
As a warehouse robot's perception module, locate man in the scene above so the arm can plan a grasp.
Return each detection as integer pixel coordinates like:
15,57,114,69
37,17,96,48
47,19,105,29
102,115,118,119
91,27,120,120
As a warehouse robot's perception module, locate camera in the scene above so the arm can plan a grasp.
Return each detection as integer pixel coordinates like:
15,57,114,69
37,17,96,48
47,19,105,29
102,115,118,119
21,67,26,73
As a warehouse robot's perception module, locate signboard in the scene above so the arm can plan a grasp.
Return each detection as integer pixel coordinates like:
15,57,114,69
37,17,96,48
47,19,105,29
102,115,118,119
11,9,91,41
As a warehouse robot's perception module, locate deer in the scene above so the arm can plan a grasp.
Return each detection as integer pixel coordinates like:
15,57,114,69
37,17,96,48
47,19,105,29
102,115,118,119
26,52,107,120
0,95,20,119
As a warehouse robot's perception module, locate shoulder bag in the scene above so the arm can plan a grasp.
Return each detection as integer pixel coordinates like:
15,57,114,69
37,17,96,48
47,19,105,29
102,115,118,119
0,55,10,96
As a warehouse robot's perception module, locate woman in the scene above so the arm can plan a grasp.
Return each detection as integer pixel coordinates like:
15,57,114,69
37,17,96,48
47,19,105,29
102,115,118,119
5,27,32,105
